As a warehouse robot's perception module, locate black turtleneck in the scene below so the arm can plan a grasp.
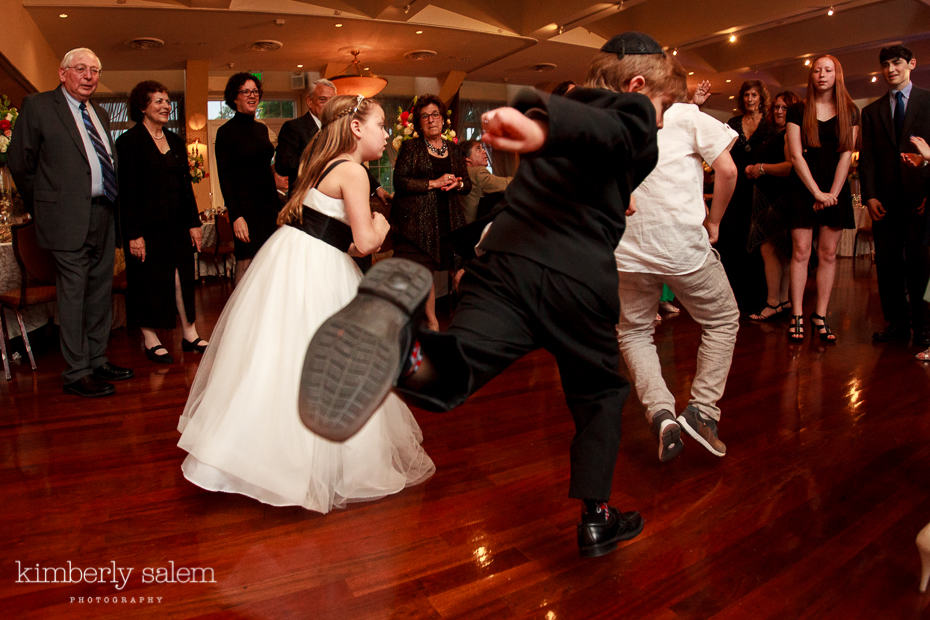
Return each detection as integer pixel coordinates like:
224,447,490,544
214,111,280,258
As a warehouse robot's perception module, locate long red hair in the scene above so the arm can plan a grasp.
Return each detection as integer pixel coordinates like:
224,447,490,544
802,54,857,151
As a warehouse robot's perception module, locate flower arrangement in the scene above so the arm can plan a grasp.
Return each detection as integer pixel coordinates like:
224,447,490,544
188,151,207,184
391,96,456,152
0,95,20,165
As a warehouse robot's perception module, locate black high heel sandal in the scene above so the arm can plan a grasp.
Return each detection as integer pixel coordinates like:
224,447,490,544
750,301,789,322
788,315,805,341
809,313,837,343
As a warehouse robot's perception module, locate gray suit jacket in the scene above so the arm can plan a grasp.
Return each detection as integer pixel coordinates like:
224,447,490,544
8,85,118,251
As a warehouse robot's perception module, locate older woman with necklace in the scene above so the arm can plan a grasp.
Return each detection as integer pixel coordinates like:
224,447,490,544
391,94,471,330
116,80,207,363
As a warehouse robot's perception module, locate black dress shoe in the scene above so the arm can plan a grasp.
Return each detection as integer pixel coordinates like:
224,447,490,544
145,345,174,364
872,325,910,343
577,505,644,558
298,258,432,442
92,362,134,381
181,337,208,353
63,375,115,398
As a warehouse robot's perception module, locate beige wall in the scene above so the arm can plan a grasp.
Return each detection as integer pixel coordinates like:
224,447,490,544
0,0,60,93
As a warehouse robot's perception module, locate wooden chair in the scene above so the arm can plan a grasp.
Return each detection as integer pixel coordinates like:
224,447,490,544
206,212,236,279
853,214,874,262
0,221,57,381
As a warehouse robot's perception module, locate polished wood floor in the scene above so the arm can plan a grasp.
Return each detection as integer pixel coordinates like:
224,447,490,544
2,257,929,619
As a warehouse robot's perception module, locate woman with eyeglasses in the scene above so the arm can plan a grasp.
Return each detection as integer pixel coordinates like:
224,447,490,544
746,90,801,321
116,80,209,363
391,94,471,331
718,80,775,316
214,72,280,281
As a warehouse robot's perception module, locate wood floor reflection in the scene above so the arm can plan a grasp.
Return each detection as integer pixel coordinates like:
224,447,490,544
2,257,929,618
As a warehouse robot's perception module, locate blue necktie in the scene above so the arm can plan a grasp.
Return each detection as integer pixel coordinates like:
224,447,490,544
79,102,117,202
894,91,906,141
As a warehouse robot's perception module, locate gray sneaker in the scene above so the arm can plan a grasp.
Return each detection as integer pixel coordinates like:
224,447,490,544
677,406,726,457
650,409,683,462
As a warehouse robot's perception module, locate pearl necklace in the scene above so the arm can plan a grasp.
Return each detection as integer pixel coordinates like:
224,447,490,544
425,139,447,157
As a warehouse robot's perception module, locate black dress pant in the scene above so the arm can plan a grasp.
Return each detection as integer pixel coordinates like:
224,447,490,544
396,252,629,501
873,208,930,335
50,201,115,383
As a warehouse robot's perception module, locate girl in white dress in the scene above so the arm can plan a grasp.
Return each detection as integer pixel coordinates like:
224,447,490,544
177,95,435,512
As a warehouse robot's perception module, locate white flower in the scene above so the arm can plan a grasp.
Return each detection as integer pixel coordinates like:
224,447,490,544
403,125,412,136
3,113,11,121
0,134,9,152
449,130,456,138
392,136,403,151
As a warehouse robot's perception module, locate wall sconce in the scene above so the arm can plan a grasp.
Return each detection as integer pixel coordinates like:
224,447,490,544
187,112,207,132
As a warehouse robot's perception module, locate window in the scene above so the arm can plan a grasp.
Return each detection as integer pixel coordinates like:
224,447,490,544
208,99,295,120
96,94,186,143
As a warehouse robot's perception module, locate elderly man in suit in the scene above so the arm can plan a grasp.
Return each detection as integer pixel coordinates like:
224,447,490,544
8,47,133,397
860,44,930,349
274,78,336,197
274,78,390,204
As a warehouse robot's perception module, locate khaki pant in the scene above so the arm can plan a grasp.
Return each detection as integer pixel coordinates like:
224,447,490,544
617,251,739,423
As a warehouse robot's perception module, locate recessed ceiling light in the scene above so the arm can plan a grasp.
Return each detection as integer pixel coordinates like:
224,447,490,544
688,71,694,76
728,34,737,43
804,58,811,66
871,76,878,82
415,30,423,34
827,6,835,16
59,13,68,18
296,64,303,68
725,79,732,83
672,49,678,56
335,23,343,28
729,95,735,99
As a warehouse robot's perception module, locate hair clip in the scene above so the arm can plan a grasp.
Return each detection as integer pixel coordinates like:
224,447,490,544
351,94,365,114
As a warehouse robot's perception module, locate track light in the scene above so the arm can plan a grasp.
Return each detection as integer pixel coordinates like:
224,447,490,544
827,6,835,16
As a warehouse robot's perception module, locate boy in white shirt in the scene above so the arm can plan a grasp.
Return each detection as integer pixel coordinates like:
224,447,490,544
615,98,739,462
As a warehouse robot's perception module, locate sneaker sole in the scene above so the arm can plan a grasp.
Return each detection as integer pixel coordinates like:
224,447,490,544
298,259,432,441
578,514,645,558
677,414,726,457
658,422,683,463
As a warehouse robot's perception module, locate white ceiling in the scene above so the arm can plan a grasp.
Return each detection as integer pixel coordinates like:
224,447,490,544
20,0,930,108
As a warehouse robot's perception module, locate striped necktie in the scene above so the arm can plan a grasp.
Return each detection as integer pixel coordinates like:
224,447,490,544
79,102,117,202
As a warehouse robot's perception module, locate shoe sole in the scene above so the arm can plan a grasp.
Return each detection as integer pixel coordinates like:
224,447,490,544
658,422,683,463
63,386,115,398
677,414,726,457
578,514,645,558
298,259,432,442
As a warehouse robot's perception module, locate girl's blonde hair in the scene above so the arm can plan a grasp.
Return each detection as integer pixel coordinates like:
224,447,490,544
802,55,857,151
278,95,379,226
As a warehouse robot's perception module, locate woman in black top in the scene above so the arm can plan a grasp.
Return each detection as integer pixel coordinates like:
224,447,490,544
391,94,471,330
718,80,773,314
747,90,800,321
214,73,280,281
117,80,207,363
786,55,859,342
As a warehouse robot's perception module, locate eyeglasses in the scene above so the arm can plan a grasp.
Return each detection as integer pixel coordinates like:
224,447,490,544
68,65,101,76
420,112,442,121
238,89,261,97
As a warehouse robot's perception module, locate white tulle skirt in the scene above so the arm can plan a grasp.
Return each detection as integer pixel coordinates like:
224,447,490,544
177,225,435,513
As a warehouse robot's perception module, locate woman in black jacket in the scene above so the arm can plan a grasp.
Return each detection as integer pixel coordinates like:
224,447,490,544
116,80,207,363
391,94,471,330
214,73,280,281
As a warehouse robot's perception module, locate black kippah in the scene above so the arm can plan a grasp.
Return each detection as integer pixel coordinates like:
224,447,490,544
601,31,664,57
